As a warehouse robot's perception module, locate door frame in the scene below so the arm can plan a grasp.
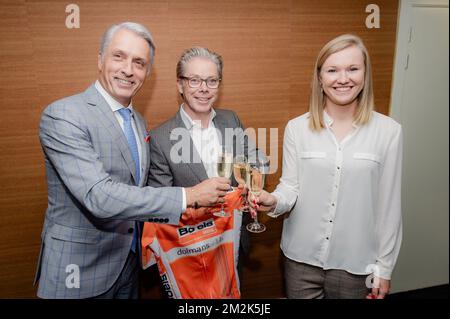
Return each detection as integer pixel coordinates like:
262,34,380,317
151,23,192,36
389,0,449,120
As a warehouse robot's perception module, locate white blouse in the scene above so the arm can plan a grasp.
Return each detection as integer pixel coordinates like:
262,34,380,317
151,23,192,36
270,111,402,280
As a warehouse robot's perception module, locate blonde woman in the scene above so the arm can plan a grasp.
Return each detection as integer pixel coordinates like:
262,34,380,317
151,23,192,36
254,34,403,299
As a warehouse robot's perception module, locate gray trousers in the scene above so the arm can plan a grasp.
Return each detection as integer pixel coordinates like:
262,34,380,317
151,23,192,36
284,256,369,299
92,250,140,299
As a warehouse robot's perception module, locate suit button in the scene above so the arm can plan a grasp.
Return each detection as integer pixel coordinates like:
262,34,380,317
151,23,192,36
148,218,153,222
164,218,169,223
128,228,134,234
155,218,161,223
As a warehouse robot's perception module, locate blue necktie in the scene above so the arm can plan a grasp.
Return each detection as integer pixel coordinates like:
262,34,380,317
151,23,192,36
118,108,140,184
118,108,140,253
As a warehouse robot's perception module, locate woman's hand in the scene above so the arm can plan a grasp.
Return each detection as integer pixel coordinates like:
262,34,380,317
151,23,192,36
248,190,277,213
366,277,390,299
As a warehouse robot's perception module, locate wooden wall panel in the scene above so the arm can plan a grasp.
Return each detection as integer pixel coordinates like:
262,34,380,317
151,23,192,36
0,0,398,298
0,0,46,298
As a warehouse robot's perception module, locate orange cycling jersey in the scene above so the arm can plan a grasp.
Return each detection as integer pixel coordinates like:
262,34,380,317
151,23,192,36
141,189,244,299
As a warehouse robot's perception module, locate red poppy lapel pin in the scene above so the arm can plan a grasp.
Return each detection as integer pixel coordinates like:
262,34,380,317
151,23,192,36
144,131,151,143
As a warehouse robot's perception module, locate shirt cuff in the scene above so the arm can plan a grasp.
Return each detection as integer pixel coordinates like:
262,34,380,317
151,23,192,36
267,193,284,218
375,261,393,280
181,187,187,212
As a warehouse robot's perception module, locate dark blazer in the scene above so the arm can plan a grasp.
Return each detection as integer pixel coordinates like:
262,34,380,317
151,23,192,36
147,108,266,259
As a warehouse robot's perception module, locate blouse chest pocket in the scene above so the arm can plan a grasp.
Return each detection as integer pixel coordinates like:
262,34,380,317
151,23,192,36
299,151,328,172
352,153,382,175
299,151,327,159
353,152,381,163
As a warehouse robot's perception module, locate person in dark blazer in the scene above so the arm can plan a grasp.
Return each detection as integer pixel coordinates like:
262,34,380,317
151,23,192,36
35,23,230,299
147,47,266,289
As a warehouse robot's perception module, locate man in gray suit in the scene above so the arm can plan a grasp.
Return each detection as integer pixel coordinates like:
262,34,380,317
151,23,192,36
35,23,230,299
148,47,266,286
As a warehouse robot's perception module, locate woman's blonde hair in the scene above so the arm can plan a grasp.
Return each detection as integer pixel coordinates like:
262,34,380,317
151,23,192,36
309,34,374,131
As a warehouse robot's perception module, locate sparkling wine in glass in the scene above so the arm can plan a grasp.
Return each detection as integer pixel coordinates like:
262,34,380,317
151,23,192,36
233,155,250,212
214,149,233,217
246,158,267,233
233,155,249,185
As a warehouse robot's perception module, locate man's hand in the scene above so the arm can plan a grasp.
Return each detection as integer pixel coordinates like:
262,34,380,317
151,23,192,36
185,177,231,208
366,277,390,299
237,183,248,195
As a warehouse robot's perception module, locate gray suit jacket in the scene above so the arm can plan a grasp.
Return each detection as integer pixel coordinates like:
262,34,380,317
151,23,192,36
35,84,184,298
147,108,265,256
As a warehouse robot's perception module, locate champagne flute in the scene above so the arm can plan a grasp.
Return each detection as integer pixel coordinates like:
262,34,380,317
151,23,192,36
233,155,250,212
213,148,233,217
246,157,267,233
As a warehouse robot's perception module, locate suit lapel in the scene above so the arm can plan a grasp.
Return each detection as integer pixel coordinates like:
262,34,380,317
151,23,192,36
213,113,235,154
84,85,138,184
169,112,208,182
134,114,149,187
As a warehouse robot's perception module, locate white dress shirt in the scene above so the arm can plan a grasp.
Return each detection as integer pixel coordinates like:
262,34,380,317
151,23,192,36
95,81,143,172
270,111,403,279
95,81,186,210
179,104,221,178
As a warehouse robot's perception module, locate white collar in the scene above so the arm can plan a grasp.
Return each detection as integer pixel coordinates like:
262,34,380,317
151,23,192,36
95,80,135,113
179,103,216,130
323,110,359,129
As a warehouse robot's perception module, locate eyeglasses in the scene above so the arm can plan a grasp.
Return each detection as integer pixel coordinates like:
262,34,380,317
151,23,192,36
179,76,221,89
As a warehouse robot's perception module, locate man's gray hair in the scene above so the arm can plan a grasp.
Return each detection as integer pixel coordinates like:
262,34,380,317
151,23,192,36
176,47,223,79
99,22,156,70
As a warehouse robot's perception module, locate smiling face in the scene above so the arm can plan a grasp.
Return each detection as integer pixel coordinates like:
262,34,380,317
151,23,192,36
97,28,150,106
320,45,365,110
177,57,220,118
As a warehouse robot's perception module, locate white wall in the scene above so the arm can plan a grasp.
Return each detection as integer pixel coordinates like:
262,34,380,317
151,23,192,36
390,0,449,293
